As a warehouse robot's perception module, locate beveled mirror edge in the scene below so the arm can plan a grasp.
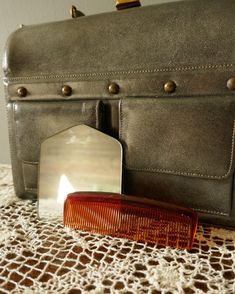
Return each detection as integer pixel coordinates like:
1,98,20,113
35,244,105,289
37,124,123,219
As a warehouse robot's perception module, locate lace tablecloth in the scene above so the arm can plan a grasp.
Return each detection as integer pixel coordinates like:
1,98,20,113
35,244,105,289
0,164,234,294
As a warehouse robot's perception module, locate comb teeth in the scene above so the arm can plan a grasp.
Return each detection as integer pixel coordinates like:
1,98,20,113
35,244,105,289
64,192,198,249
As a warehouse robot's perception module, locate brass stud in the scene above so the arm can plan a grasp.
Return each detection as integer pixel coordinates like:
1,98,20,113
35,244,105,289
62,85,72,96
164,81,176,93
17,87,27,97
227,77,235,91
108,82,120,95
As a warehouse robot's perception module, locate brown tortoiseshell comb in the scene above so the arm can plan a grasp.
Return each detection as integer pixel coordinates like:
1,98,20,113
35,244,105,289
64,192,198,249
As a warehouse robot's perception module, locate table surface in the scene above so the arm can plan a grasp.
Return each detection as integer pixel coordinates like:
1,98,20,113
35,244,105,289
0,164,234,294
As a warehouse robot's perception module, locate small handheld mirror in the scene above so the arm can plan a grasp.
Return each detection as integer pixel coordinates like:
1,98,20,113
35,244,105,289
38,125,122,219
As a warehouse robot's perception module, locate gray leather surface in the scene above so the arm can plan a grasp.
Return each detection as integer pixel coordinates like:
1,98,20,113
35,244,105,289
7,100,103,198
3,0,235,78
13,101,101,162
3,0,235,227
120,96,235,223
123,170,232,217
119,97,235,179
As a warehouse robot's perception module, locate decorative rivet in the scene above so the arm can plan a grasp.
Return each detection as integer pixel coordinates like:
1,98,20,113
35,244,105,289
62,85,72,96
227,77,235,91
108,82,120,95
17,87,27,97
164,81,176,93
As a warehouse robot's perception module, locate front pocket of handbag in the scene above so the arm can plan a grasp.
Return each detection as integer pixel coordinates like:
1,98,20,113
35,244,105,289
119,96,235,216
11,100,103,195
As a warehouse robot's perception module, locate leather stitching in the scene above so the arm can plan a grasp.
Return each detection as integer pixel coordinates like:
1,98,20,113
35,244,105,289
22,163,37,191
21,160,38,165
193,208,228,216
25,187,37,192
5,63,234,82
8,102,26,195
120,100,235,180
96,100,102,129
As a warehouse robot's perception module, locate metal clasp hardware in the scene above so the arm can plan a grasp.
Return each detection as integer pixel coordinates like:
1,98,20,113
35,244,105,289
116,0,141,10
70,5,85,18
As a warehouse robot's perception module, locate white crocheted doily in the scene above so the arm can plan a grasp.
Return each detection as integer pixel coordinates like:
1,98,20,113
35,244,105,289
0,165,234,294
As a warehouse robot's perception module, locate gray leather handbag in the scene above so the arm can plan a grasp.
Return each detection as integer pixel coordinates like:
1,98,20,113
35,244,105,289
3,0,235,227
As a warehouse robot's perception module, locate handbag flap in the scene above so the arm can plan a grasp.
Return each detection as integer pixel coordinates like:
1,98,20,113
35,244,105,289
3,0,235,80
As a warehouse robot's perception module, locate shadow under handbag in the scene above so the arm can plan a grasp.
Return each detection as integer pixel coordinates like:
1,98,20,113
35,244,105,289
3,0,235,228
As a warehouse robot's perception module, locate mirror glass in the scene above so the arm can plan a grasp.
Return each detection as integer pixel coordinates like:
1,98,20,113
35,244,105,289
38,125,122,219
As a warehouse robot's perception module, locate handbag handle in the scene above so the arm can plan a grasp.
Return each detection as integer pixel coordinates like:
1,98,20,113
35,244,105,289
70,0,141,18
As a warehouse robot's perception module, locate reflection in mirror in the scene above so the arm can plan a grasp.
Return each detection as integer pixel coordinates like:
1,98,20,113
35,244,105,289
38,125,122,220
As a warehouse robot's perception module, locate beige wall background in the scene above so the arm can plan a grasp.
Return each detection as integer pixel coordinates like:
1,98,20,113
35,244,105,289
0,0,179,164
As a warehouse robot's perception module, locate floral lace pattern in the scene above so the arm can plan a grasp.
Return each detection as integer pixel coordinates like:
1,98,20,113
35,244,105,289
0,165,234,293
